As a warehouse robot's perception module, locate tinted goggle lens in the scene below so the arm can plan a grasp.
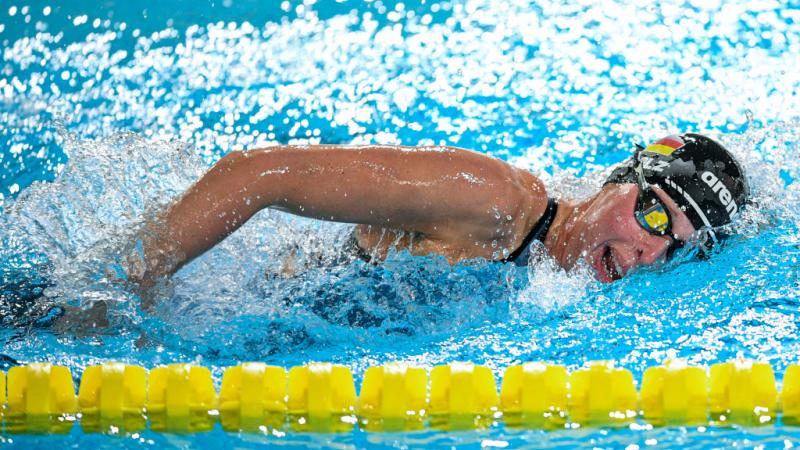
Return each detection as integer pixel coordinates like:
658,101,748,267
635,197,670,235
635,190,688,261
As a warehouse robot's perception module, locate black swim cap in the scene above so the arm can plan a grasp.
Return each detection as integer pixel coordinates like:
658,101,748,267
605,133,749,245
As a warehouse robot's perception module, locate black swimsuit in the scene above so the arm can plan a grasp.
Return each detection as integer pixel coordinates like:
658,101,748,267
350,198,559,266
504,198,559,266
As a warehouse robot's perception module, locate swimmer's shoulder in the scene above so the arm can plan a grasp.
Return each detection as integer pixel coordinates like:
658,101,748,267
351,163,549,263
503,165,549,245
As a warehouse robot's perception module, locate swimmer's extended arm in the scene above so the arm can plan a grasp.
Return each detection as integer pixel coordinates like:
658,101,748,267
131,145,546,286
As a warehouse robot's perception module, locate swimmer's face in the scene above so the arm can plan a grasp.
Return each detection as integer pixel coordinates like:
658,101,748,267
559,183,696,283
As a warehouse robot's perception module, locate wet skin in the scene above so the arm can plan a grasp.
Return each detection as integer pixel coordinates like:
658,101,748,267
131,144,697,291
354,182,696,283
541,183,697,283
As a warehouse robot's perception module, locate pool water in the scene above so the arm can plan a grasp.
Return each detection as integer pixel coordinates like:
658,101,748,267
1,0,800,447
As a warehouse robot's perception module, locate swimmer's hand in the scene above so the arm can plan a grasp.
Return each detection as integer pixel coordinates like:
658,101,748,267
123,256,171,311
123,215,183,310
51,301,109,336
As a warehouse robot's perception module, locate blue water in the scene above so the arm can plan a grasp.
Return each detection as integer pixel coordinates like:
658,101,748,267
2,0,800,447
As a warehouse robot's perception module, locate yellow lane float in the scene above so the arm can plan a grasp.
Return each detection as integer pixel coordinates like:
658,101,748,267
569,361,637,427
429,362,498,430
219,362,287,432
287,362,357,432
500,362,567,429
640,360,708,426
358,363,427,432
146,363,217,433
5,363,77,433
78,362,147,433
709,360,777,426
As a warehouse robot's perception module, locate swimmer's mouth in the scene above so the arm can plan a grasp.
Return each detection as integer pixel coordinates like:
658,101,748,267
601,246,623,282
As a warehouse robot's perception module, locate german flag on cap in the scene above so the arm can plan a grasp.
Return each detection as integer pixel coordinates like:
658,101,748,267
643,135,686,156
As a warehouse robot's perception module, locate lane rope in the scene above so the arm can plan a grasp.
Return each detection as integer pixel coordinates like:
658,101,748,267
0,359,795,434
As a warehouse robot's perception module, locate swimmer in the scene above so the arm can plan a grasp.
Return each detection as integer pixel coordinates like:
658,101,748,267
127,133,748,294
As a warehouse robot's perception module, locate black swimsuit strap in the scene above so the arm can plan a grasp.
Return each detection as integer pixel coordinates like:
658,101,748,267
505,198,559,264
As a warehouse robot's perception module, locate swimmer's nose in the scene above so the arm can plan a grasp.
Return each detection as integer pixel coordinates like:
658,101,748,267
639,235,671,266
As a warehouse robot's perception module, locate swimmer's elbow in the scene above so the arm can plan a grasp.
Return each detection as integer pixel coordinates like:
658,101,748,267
214,147,294,211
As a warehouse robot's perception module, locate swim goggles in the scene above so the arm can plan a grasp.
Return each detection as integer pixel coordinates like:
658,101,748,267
632,152,685,259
